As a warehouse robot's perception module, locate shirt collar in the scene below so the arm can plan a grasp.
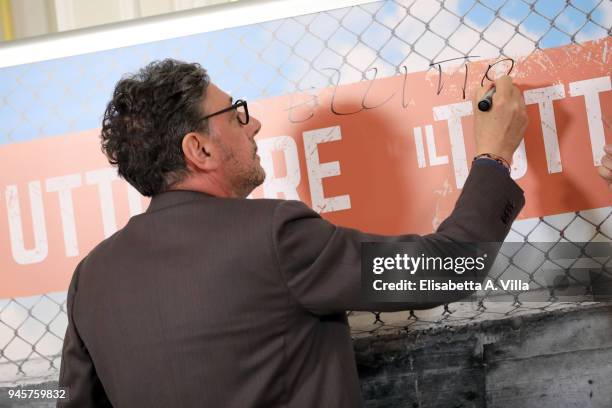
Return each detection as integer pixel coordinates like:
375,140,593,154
146,189,215,213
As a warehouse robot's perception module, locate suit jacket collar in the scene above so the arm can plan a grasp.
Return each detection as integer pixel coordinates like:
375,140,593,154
147,190,215,213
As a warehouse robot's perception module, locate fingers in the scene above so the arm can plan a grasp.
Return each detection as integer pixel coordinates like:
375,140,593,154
598,164,611,182
514,84,528,123
599,145,612,191
603,149,612,167
474,82,495,101
493,75,514,99
473,75,515,109
472,82,495,114
515,85,527,109
601,151,612,177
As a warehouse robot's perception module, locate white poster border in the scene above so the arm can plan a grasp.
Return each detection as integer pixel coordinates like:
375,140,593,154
0,0,377,68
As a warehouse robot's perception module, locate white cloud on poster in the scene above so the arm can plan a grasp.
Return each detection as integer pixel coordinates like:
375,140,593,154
271,0,610,91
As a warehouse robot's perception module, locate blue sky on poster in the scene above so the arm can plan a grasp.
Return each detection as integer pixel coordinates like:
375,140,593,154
0,0,610,145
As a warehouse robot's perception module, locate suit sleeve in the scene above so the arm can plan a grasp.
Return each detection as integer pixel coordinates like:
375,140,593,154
272,161,525,315
57,260,112,408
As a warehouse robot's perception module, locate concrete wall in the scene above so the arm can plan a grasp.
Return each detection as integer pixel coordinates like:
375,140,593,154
356,304,612,408
1,304,611,407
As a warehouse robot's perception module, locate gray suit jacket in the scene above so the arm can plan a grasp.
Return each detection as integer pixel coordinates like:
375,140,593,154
57,160,524,407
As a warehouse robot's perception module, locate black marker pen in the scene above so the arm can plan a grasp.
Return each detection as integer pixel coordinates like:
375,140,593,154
478,87,496,112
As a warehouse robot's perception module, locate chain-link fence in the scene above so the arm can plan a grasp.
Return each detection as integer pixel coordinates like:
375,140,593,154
1,0,611,386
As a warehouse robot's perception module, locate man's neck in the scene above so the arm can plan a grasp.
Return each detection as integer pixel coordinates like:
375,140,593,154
171,175,239,198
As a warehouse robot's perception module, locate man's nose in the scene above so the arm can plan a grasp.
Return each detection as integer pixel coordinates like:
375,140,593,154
250,116,261,138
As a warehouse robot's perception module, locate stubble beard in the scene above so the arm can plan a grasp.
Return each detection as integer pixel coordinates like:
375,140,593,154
223,146,265,198
241,160,265,196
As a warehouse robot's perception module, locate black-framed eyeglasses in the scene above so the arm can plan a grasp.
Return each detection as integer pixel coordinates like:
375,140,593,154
198,99,249,126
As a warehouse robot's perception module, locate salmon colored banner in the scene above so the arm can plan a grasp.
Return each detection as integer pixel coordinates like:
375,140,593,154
1,38,611,298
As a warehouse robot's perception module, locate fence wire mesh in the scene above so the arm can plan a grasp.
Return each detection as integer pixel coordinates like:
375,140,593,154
0,0,611,385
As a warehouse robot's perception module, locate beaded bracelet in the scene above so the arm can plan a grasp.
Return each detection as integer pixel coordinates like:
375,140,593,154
473,153,511,174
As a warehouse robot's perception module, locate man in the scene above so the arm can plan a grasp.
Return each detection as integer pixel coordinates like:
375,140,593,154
57,59,531,407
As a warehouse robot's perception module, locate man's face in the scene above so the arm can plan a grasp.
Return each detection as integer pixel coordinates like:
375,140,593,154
203,83,265,197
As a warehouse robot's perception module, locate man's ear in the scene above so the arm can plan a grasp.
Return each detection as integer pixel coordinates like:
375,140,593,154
181,132,218,171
